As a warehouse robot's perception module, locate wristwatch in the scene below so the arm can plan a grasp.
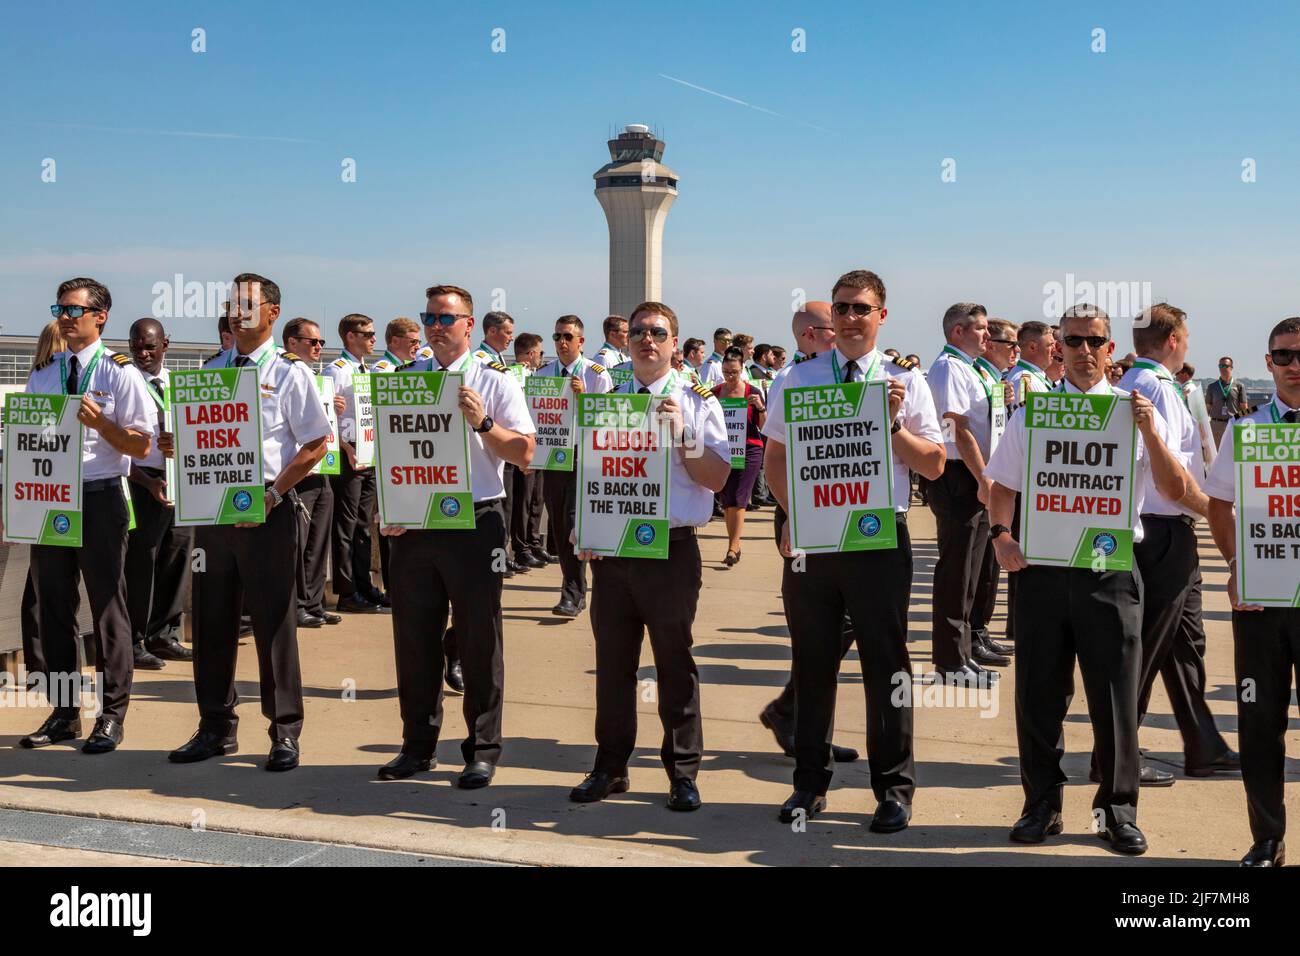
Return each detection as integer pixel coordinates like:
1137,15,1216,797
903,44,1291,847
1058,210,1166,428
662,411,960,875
890,418,902,434
473,416,494,434
267,486,284,509
990,524,1011,540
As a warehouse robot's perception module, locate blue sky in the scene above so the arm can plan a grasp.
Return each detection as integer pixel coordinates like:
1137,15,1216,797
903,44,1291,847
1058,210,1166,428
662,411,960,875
2,0,1297,376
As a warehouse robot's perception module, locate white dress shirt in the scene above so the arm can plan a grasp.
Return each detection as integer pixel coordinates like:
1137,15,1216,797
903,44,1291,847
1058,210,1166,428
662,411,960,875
764,347,943,513
614,369,729,528
1118,360,1199,517
1204,394,1298,503
322,350,369,442
401,347,536,501
203,338,331,484
928,345,995,460
985,377,1171,545
26,339,155,481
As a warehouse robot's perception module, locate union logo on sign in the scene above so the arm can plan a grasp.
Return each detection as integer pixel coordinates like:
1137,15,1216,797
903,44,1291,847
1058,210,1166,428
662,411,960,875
232,490,253,512
440,497,461,518
857,513,881,538
52,514,70,535
1092,532,1118,556
634,523,656,546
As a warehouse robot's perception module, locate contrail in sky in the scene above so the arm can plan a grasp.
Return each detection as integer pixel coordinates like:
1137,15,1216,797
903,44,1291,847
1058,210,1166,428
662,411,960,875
657,73,829,132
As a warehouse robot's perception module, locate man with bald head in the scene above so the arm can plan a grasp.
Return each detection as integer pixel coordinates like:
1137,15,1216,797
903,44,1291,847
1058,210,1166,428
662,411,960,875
125,317,194,669
759,300,859,764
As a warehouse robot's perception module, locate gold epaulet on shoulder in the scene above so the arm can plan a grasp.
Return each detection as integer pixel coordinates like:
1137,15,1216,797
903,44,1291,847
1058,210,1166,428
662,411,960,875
891,355,918,371
331,358,346,368
281,352,303,363
110,352,132,366
590,362,607,374
691,383,716,400
488,361,509,373
794,353,813,365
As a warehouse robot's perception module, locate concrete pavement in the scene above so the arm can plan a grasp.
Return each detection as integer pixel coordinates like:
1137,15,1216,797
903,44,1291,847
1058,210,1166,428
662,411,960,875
0,507,1291,866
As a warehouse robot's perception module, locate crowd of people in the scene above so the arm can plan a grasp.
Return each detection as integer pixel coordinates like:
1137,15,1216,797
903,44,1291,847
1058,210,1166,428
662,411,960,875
5,270,1298,867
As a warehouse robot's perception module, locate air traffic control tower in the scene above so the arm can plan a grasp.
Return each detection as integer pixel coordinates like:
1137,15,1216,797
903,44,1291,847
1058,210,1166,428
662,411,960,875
594,124,678,320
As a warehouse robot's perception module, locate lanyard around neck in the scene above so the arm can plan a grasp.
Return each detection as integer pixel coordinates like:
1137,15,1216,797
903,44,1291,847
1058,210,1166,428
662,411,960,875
58,343,106,396
226,346,276,370
1133,358,1188,406
629,371,676,396
944,345,994,400
831,350,881,385
1015,359,1050,392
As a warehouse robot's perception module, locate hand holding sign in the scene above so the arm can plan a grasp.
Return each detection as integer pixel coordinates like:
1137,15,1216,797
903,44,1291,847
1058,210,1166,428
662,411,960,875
159,431,174,458
657,395,685,444
458,385,487,430
887,378,905,423
1227,570,1264,612
1131,392,1158,438
993,533,1029,571
569,376,586,395
77,393,108,432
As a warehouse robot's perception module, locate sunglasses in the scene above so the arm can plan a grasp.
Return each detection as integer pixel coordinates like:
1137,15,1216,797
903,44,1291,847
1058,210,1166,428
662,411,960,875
552,332,577,342
1061,334,1110,349
420,312,470,327
1270,348,1300,367
353,330,377,339
987,338,1016,346
291,336,327,348
832,302,882,317
50,304,105,319
1219,363,1233,369
630,327,670,343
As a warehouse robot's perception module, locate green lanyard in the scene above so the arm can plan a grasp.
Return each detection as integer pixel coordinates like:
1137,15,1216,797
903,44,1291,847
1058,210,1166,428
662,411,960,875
1132,358,1188,407
558,356,585,379
626,371,677,396
1218,378,1234,399
477,342,502,363
342,350,368,374
58,343,105,395
383,350,403,367
1014,359,1050,394
943,345,994,402
436,351,472,373
225,346,276,371
830,350,881,385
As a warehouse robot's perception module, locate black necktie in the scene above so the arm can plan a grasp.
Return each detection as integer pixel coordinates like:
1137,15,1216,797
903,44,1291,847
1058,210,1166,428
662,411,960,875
845,359,859,383
150,377,164,399
66,355,80,394
234,355,252,368
1285,410,1299,423
638,386,650,395
359,361,368,374
560,367,570,378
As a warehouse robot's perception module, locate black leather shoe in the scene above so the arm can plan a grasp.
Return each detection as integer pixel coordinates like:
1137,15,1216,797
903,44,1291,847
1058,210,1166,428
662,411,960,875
552,600,580,619
569,771,630,803
320,612,342,625
19,715,81,748
759,702,796,757
266,738,300,772
1140,764,1175,787
967,661,1001,682
778,790,826,823
133,643,165,670
518,553,546,569
1186,750,1242,777
337,595,381,614
297,610,325,628
1010,803,1063,843
506,559,526,574
82,718,123,754
1240,839,1285,867
169,728,238,763
444,659,464,693
667,778,701,811
146,634,193,661
971,641,1010,667
1099,821,1148,855
458,761,495,789
377,749,435,780
869,800,911,833
831,743,860,763
933,663,998,685
538,550,558,564
978,634,1014,655
363,590,392,608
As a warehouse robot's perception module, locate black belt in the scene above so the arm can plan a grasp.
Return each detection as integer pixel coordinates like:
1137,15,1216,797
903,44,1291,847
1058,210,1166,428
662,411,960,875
474,499,506,517
669,526,696,542
84,478,121,493
1142,513,1195,528
138,465,165,478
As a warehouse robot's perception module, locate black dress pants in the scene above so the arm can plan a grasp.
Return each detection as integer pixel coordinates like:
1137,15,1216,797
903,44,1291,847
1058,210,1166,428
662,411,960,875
1013,564,1142,827
782,521,915,803
388,502,506,765
590,532,703,781
928,460,988,669
31,485,133,722
192,498,304,741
